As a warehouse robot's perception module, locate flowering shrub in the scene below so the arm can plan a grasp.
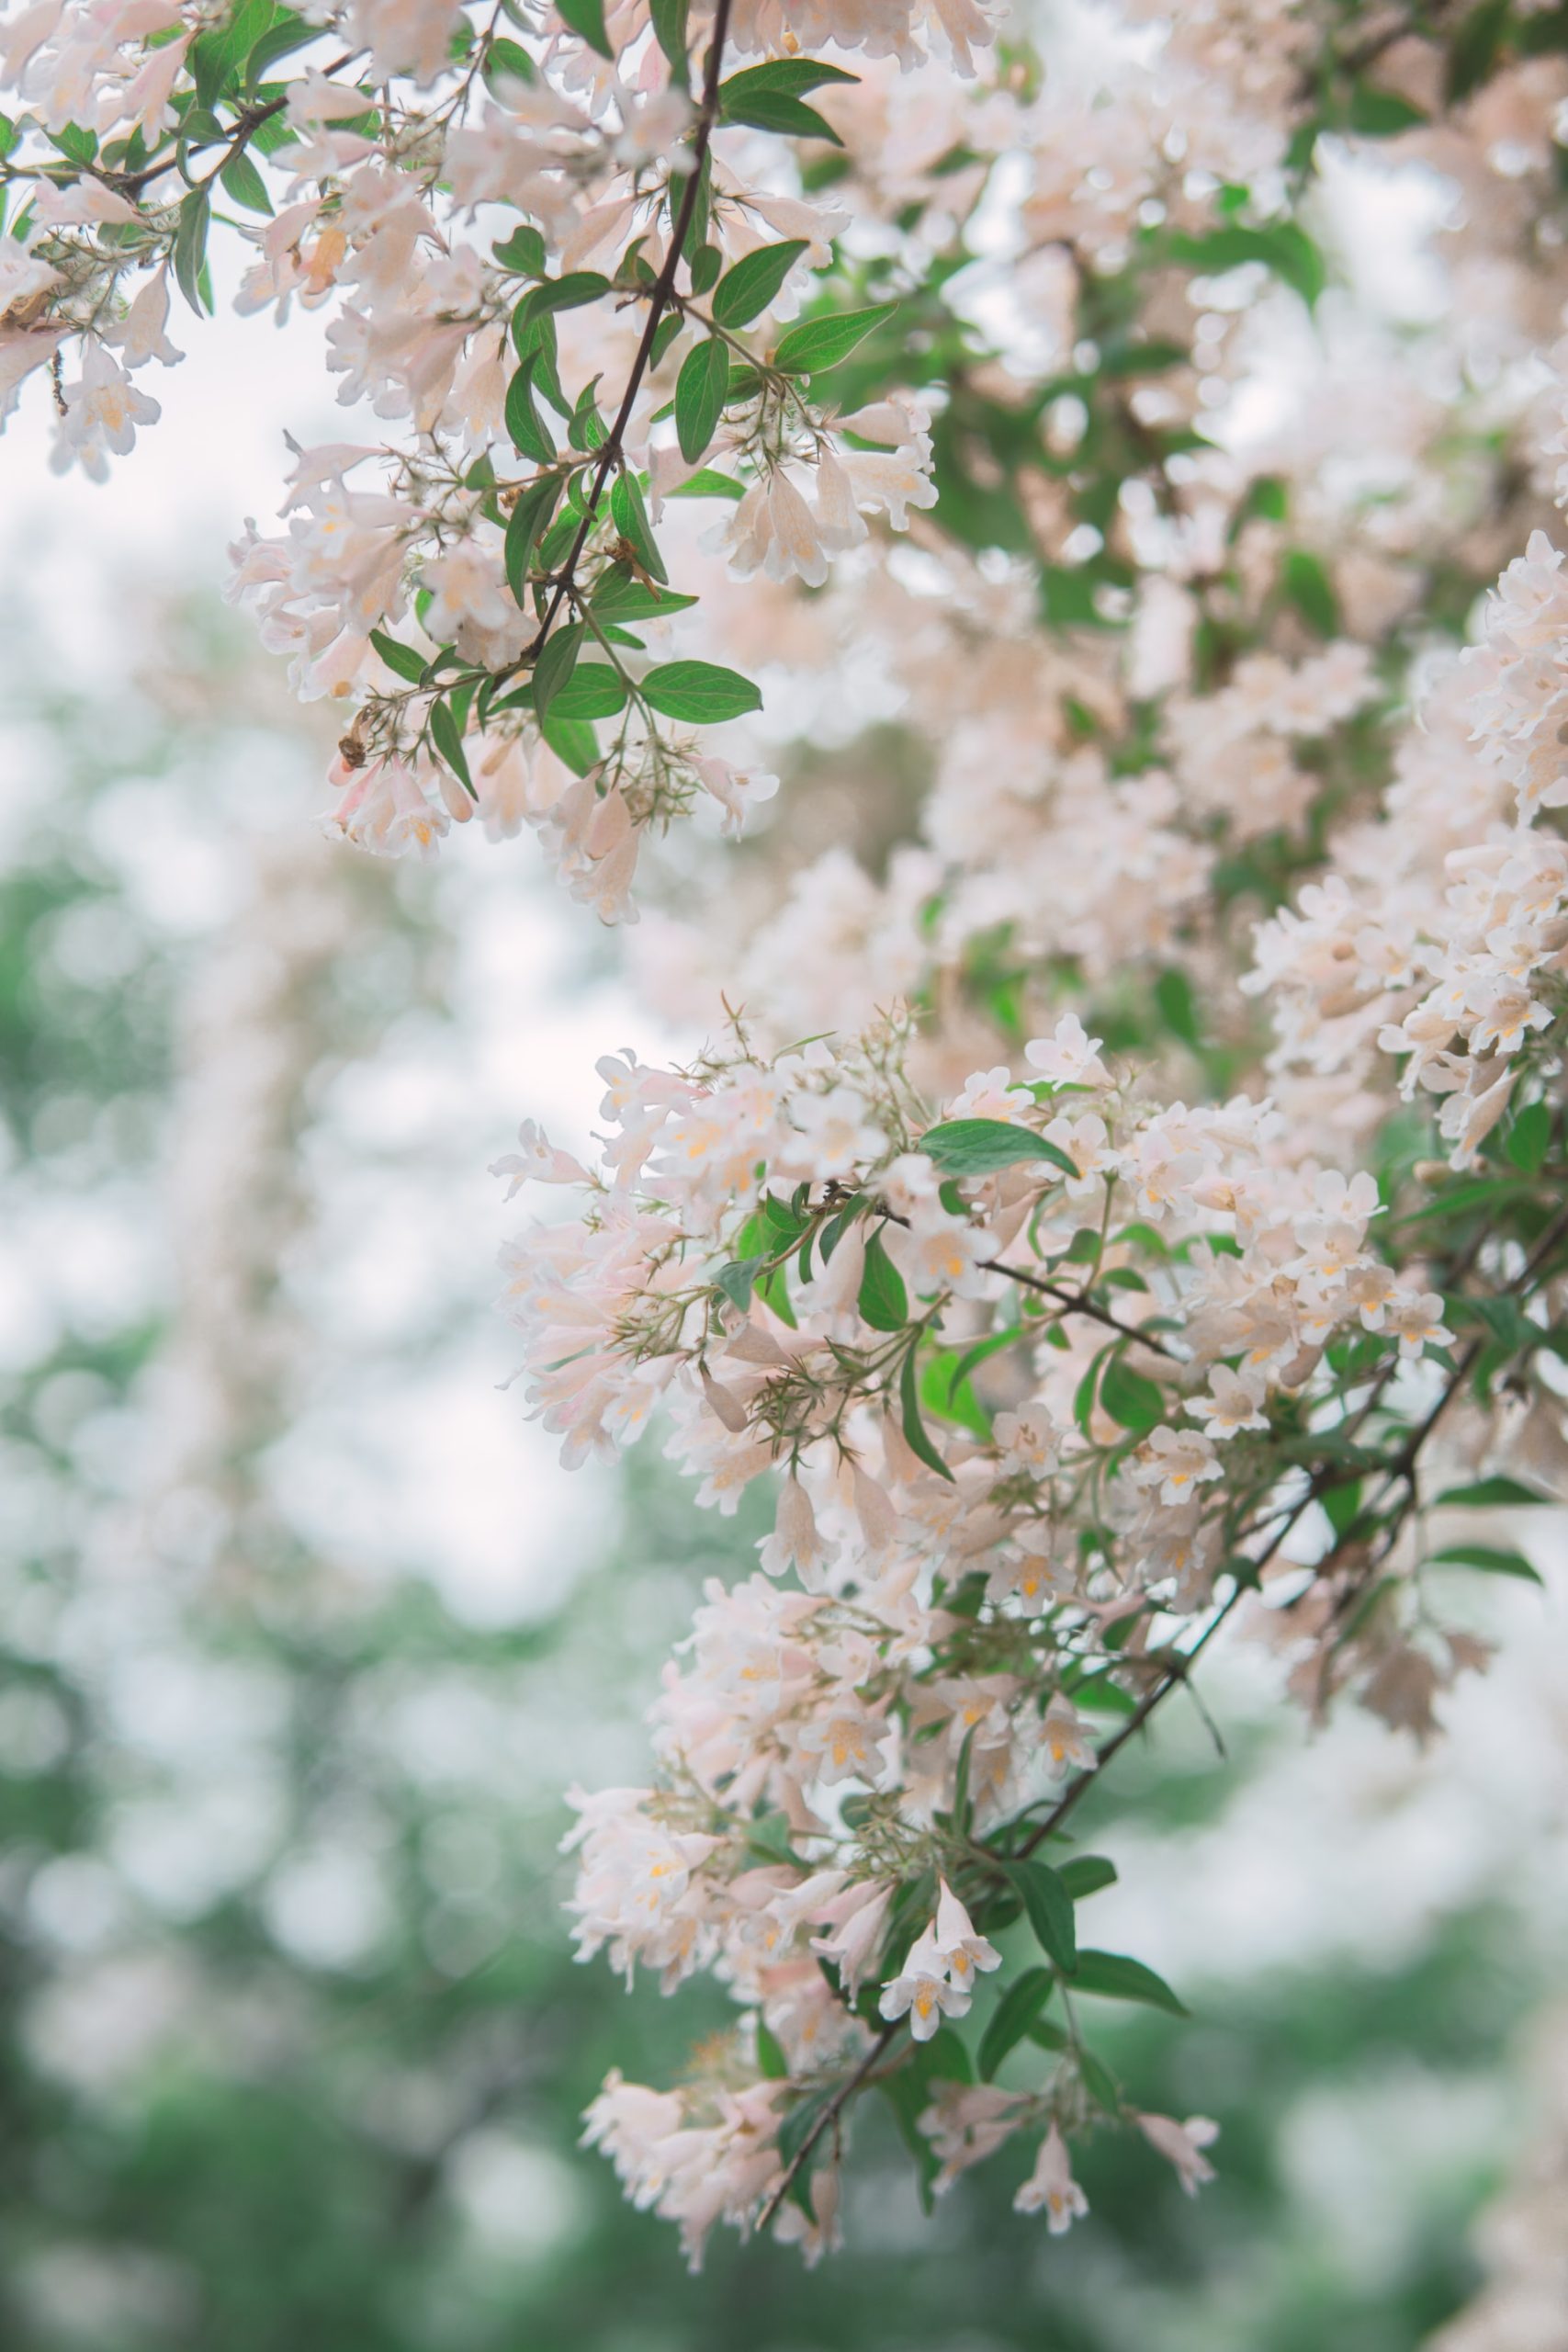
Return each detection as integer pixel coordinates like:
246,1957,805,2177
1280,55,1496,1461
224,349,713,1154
11,0,1568,2273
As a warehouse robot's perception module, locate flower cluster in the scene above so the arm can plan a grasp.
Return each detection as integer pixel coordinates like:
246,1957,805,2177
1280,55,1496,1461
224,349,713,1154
19,0,1568,2278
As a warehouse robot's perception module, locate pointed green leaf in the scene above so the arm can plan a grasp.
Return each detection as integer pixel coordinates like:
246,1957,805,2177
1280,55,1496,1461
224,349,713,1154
172,187,211,315
710,239,810,328
1003,1860,1076,1972
427,697,473,793
649,0,690,73
978,1967,1054,2082
1429,1544,1543,1585
505,363,557,463
532,620,583,718
1070,1949,1188,2017
493,222,547,277
503,475,561,605
1506,1099,1551,1175
675,334,731,464
1099,1355,1165,1434
369,628,426,684
919,1119,1078,1181
857,1228,908,1332
608,468,667,583
540,712,600,775
219,148,273,215
773,302,896,377
898,1345,953,1483
549,662,627,721
640,660,761,724
1434,1476,1552,1509
719,91,843,142
555,0,612,56
1057,1855,1118,1901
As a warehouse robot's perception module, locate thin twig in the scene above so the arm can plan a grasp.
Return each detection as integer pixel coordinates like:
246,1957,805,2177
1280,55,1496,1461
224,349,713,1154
518,0,736,665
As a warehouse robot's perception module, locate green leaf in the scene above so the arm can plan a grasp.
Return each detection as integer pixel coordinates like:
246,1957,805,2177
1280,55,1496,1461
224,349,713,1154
719,90,843,141
555,0,612,56
503,475,561,605
1099,1356,1165,1434
899,1345,953,1483
775,2083,837,2178
716,1259,764,1313
919,1119,1077,1182
1155,965,1201,1048
608,469,667,583
675,334,732,464
549,662,627,721
1057,1855,1118,1902
718,59,860,101
857,1229,908,1332
920,1348,990,1441
640,659,761,724
667,467,745,502
1429,1544,1543,1586
1506,1099,1551,1176
1447,0,1509,102
482,34,536,87
924,2024,972,2084
589,570,698,624
773,302,897,377
369,629,425,684
172,187,211,315
517,271,610,328
427,697,473,793
1168,220,1326,308
649,0,690,74
1077,2049,1122,2115
710,239,810,329
1435,1476,1552,1509
245,15,320,90
532,621,583,718
977,1968,1054,2082
1347,81,1427,134
756,2020,788,2079
510,312,570,413
190,0,271,108
540,713,599,775
1003,1860,1077,1972
1070,1949,1189,2017
877,2070,941,2214
505,364,556,463
219,148,273,215
1281,548,1339,639
493,222,547,277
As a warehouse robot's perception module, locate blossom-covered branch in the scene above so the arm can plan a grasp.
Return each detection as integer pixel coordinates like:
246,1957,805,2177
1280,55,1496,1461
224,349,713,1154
17,0,1568,2276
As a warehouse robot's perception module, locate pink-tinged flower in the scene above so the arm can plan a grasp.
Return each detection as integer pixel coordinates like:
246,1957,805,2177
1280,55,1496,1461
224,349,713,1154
1025,1014,1111,1089
931,1881,1001,1993
809,1879,894,1998
489,1119,589,1197
879,1930,971,2040
1013,2124,1089,2231
1188,1365,1269,1439
1136,2111,1219,2195
1130,1424,1223,1505
1042,1701,1094,1778
1385,1287,1452,1359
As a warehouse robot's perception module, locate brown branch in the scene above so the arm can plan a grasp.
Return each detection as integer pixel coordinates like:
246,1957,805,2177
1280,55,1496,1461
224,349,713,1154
756,1190,1568,2231
517,0,736,665
979,1254,1179,1361
755,2023,897,2235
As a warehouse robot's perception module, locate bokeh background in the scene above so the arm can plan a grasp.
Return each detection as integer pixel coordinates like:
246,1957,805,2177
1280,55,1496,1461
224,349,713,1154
4,118,1568,2352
